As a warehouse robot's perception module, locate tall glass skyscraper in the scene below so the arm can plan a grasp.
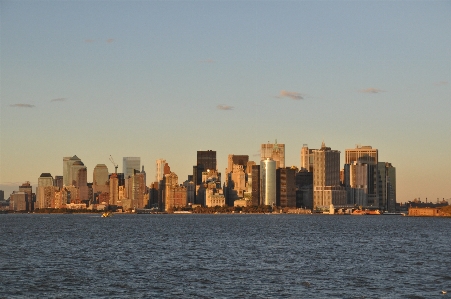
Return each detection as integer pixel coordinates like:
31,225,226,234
123,157,140,179
260,158,276,206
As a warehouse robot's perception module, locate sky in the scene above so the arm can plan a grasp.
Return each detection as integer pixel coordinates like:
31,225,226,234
1,0,450,203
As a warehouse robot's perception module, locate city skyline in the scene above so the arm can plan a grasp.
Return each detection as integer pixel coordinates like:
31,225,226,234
1,1,450,202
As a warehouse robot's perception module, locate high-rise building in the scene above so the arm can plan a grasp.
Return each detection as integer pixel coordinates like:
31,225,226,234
261,141,285,169
345,145,378,165
109,173,119,205
251,165,260,206
36,174,54,209
260,158,276,206
277,167,296,207
195,150,217,185
300,144,316,172
54,176,63,189
156,159,167,182
345,145,379,207
63,155,81,186
0,190,4,201
9,192,27,211
378,162,396,212
93,164,109,194
164,172,187,211
227,155,249,173
123,157,140,179
19,181,33,211
313,142,346,210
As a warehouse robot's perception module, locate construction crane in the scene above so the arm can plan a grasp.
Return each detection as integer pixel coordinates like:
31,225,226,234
109,155,118,174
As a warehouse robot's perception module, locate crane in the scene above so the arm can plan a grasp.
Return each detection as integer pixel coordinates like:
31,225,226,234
109,155,118,174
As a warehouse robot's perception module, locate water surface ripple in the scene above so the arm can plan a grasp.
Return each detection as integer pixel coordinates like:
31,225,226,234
1,214,450,298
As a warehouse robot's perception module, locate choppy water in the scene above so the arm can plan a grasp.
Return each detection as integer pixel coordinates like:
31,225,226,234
1,214,450,298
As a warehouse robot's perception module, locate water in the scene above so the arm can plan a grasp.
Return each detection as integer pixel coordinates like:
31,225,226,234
1,214,450,298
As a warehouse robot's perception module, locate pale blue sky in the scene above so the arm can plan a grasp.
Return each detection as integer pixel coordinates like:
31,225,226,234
1,0,450,202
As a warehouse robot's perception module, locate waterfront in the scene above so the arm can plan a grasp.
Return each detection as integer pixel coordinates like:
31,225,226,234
1,214,450,298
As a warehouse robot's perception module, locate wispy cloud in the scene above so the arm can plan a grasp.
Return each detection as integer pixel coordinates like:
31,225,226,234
359,87,385,94
217,104,234,110
10,104,35,108
106,38,114,43
434,81,448,86
199,58,215,63
50,98,66,102
276,90,304,100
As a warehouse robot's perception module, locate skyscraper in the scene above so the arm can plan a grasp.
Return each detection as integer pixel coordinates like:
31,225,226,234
156,159,169,182
261,141,285,169
345,145,379,207
345,145,378,165
251,164,260,206
93,164,109,194
123,157,140,179
19,181,33,211
313,142,346,210
63,155,81,186
378,162,396,212
227,155,249,173
260,158,276,206
195,150,216,185
36,174,54,209
300,144,316,172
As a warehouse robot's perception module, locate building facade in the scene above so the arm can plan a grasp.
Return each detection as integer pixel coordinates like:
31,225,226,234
123,157,141,179
260,158,276,206
261,141,285,169
313,142,346,210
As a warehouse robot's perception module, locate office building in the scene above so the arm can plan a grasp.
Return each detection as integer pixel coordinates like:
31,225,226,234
164,172,187,211
63,155,81,186
19,181,33,211
300,144,316,172
345,145,378,165
313,142,346,210
109,173,119,205
277,167,296,207
378,162,396,212
261,141,285,169
260,158,276,206
194,150,217,185
9,192,27,211
54,176,63,189
93,164,109,194
123,157,140,179
156,159,169,182
227,155,249,173
251,165,260,206
36,173,54,209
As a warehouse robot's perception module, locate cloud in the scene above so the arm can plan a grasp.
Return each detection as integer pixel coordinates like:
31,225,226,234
434,81,448,86
277,90,303,100
359,87,385,94
50,98,66,102
10,104,35,108
217,105,234,110
199,58,215,63
106,38,114,43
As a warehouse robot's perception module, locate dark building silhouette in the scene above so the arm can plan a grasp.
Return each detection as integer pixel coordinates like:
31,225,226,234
195,150,216,185
251,165,260,206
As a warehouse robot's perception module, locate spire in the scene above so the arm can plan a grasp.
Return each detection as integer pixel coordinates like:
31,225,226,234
321,140,326,149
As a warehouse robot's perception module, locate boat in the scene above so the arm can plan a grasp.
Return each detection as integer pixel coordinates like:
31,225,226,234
101,211,112,217
382,212,406,216
366,210,381,215
352,210,367,215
